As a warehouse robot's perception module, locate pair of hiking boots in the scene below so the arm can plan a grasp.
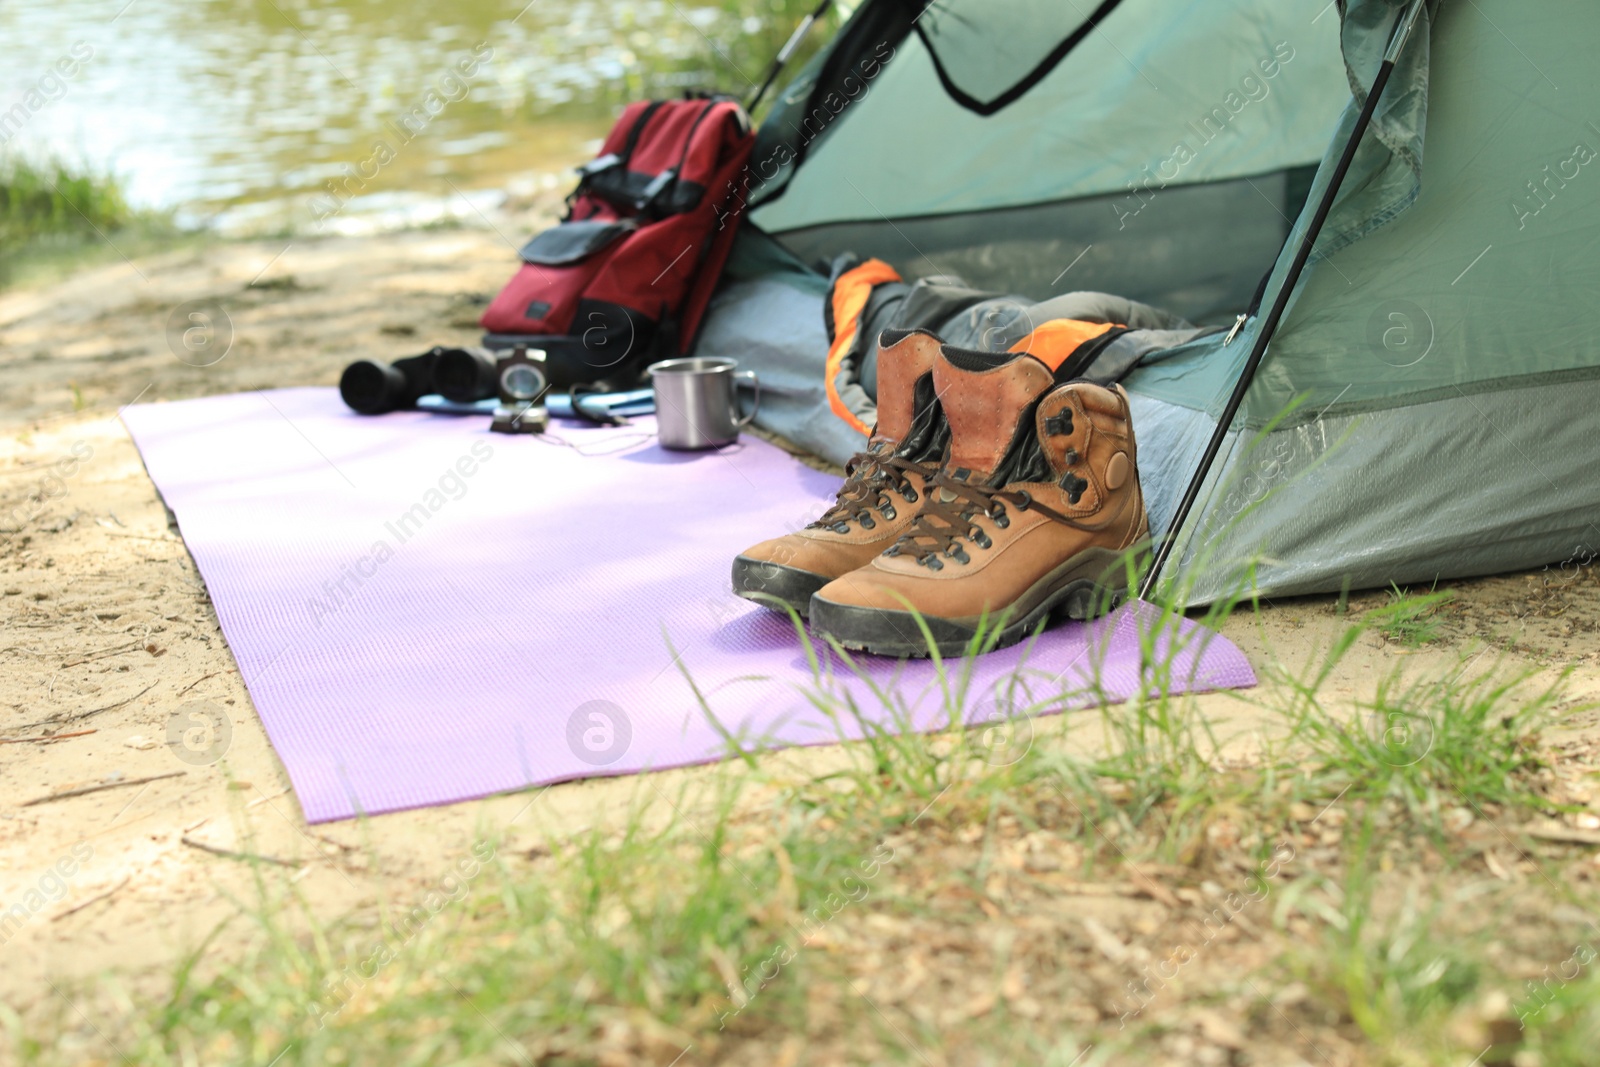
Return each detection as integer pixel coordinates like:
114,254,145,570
731,330,1149,657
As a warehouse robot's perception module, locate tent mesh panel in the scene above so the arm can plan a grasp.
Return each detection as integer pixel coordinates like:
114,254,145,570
773,168,1315,326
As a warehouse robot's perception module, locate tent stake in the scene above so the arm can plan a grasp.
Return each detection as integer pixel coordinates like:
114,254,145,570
1139,0,1427,603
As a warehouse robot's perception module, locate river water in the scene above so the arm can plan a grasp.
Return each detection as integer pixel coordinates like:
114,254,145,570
1,0,829,233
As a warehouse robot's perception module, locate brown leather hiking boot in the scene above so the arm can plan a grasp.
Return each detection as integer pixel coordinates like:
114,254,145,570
810,348,1149,657
732,329,965,616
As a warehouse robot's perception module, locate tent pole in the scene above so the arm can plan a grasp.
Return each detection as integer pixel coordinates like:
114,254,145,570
1138,0,1427,603
746,0,834,114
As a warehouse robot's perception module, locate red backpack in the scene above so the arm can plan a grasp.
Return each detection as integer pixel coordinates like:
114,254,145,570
480,95,756,389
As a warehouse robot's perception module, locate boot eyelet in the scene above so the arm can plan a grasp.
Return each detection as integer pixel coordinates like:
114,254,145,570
922,556,944,571
989,506,1010,529
833,522,850,534
859,514,876,530
970,528,992,549
947,545,970,564
880,504,897,521
1058,472,1089,504
902,487,919,503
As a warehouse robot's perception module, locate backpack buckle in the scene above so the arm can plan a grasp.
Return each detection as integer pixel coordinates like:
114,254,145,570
577,153,623,180
636,168,679,214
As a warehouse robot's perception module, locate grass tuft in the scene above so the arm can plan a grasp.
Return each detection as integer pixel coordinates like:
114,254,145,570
0,157,131,245
0,155,186,289
1373,583,1455,648
1289,657,1560,826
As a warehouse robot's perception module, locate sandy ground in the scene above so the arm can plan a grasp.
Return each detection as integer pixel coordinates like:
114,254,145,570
1,221,1598,1029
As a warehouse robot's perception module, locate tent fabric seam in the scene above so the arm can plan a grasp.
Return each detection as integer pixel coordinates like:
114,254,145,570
912,0,1126,117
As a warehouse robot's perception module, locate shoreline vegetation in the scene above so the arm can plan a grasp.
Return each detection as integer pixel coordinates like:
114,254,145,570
0,157,181,289
0,159,131,243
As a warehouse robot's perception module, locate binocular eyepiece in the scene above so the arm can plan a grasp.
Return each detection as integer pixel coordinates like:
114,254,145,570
339,347,500,414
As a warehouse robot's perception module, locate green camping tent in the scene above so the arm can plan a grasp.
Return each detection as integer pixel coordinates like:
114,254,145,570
694,0,1600,603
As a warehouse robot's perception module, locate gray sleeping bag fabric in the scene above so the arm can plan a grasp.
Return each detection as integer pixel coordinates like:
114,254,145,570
695,266,1208,468
693,276,867,467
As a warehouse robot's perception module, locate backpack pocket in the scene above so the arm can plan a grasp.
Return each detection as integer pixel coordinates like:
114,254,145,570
518,219,639,266
484,219,639,335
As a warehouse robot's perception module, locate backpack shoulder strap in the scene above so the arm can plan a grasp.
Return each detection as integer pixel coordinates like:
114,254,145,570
575,100,668,184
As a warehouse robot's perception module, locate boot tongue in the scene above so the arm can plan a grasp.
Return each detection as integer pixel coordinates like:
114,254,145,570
933,350,1054,483
870,330,941,447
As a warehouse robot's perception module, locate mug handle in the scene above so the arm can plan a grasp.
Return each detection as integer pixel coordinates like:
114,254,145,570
733,369,760,428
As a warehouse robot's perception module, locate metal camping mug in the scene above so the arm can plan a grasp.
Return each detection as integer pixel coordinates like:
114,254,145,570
647,357,760,450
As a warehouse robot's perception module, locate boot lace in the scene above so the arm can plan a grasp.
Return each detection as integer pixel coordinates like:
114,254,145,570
811,450,934,534
886,468,1084,570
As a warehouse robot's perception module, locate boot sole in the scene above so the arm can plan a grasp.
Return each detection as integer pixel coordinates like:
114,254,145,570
809,547,1131,658
731,555,831,618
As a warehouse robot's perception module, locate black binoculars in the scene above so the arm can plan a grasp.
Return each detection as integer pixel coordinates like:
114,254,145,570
339,346,500,414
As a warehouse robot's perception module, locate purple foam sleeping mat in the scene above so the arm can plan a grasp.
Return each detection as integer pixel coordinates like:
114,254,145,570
121,388,1255,823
